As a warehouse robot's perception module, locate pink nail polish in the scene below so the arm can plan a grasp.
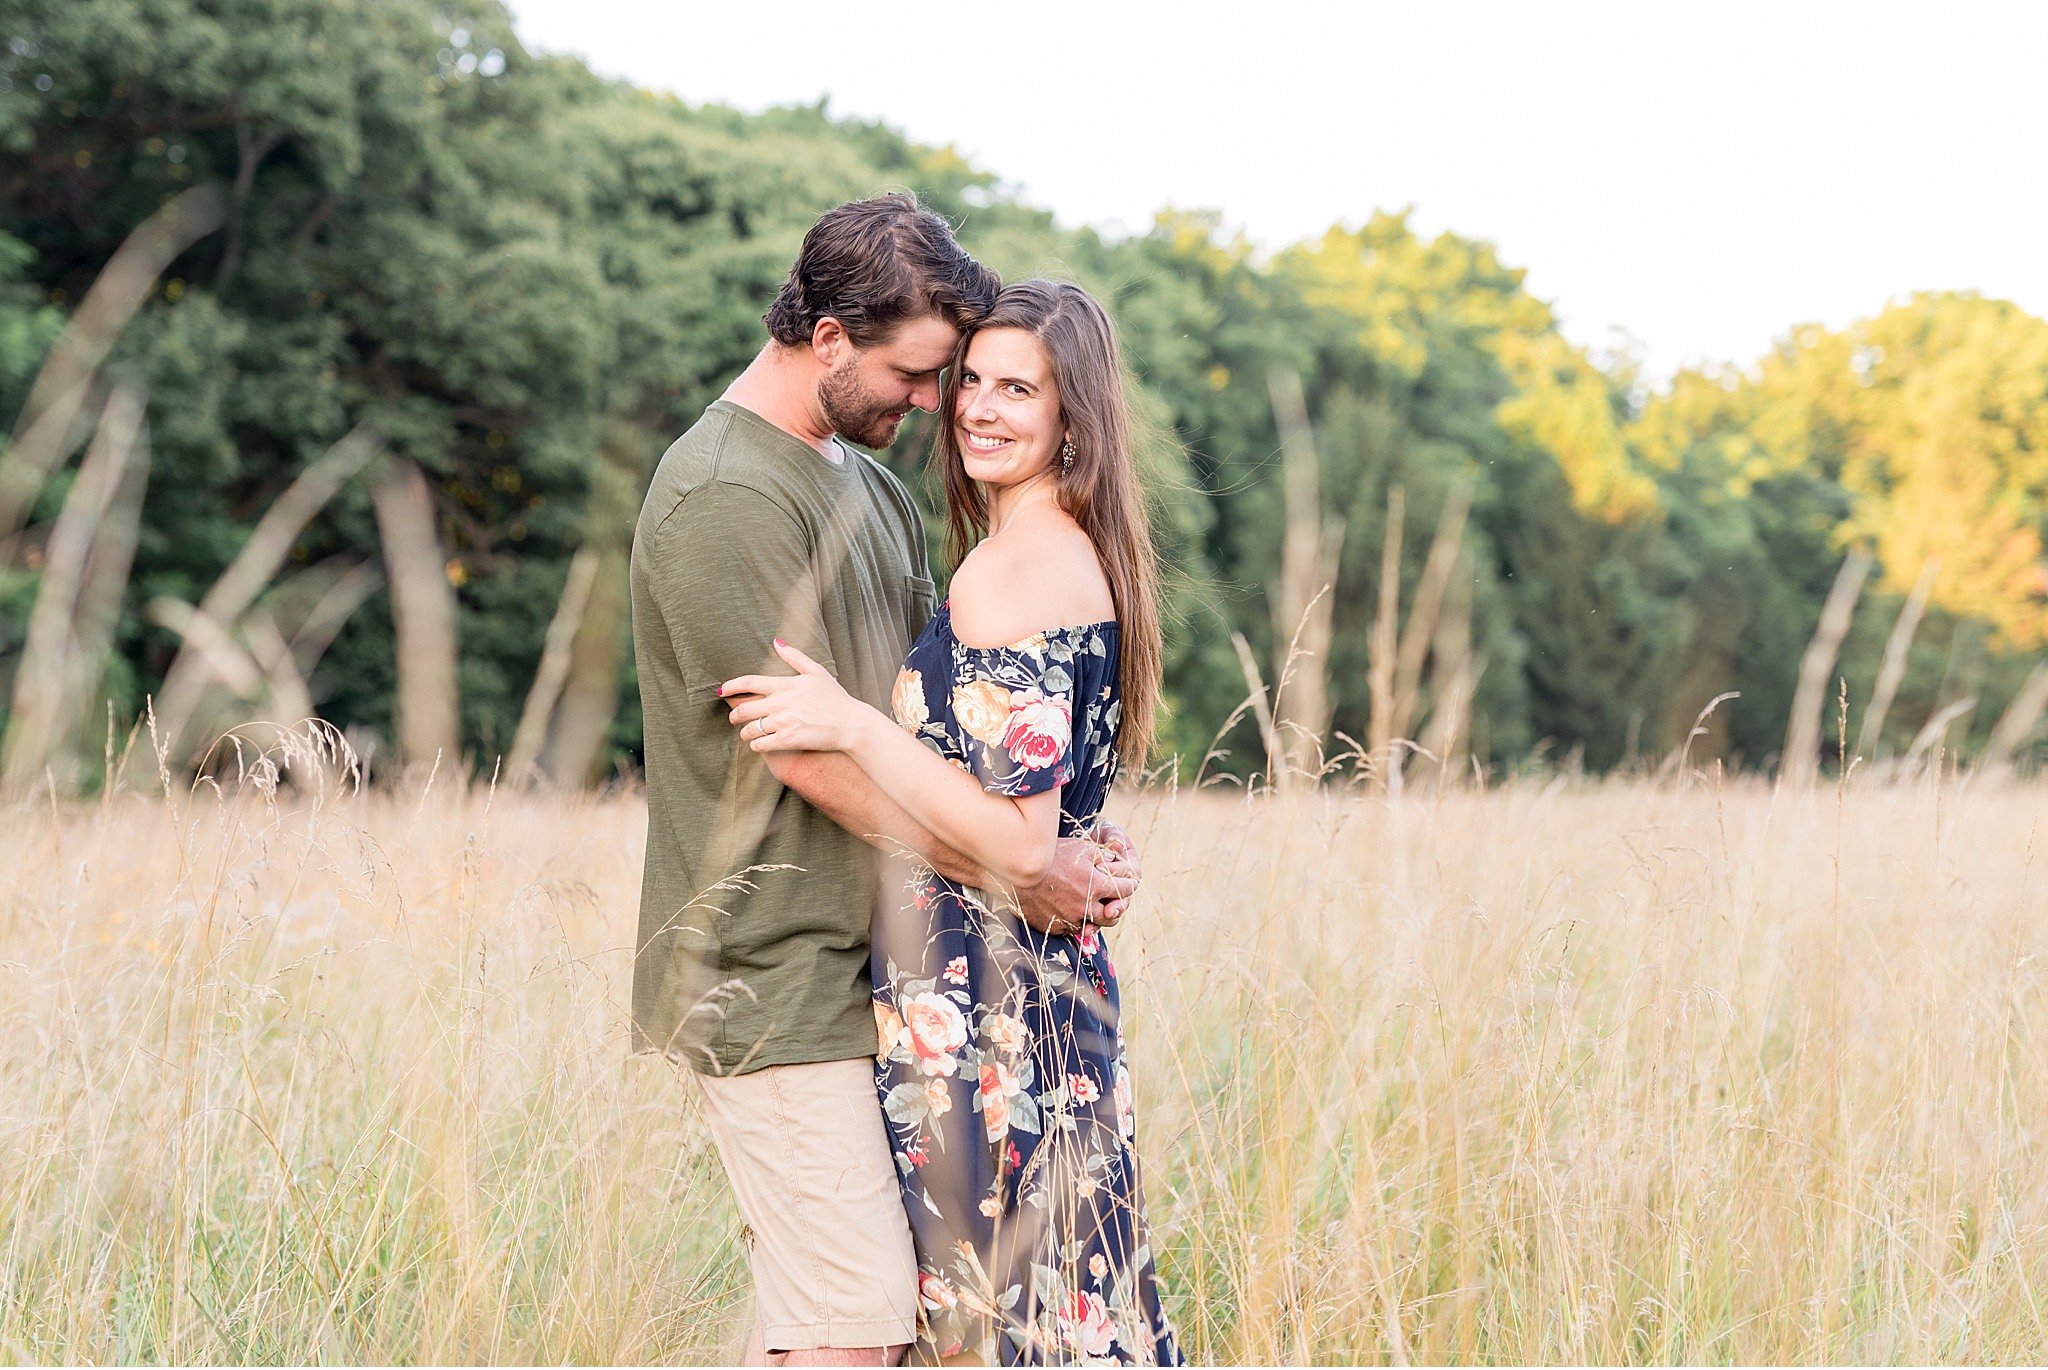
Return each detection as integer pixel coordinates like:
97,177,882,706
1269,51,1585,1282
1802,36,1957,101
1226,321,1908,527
774,637,786,648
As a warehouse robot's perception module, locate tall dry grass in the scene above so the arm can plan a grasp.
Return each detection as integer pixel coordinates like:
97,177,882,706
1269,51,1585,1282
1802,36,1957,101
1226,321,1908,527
4,743,2048,1363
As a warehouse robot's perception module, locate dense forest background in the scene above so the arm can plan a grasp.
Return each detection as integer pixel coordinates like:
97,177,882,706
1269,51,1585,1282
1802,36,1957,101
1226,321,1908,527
5,0,2047,789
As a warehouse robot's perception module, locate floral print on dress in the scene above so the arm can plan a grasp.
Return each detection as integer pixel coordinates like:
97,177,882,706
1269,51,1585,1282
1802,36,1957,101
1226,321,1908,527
873,600,1179,1366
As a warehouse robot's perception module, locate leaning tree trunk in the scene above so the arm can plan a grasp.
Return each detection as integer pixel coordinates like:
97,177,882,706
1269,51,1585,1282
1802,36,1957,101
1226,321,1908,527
0,185,222,552
2,385,149,796
1781,550,1872,787
1265,365,1343,789
370,459,462,774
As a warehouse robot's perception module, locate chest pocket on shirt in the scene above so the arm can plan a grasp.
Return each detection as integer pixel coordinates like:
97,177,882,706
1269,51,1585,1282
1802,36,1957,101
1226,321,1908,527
904,573,937,637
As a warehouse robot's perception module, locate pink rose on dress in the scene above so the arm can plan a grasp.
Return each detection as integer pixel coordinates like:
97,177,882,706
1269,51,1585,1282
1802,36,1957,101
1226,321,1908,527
943,955,969,985
1069,1071,1101,1105
1001,687,1071,771
903,992,967,1076
1056,1289,1118,1357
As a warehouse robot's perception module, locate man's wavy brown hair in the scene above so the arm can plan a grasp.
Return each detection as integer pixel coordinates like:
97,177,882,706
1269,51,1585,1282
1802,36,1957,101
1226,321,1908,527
764,193,999,348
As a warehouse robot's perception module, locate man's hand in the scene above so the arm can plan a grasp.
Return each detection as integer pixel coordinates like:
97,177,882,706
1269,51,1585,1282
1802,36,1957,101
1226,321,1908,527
1015,820,1143,937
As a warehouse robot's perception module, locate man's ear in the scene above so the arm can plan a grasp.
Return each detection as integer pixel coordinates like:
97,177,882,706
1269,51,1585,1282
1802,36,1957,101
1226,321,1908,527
810,316,849,367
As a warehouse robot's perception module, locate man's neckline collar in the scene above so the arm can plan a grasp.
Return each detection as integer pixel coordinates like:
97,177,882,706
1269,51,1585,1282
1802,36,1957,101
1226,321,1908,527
713,398,856,469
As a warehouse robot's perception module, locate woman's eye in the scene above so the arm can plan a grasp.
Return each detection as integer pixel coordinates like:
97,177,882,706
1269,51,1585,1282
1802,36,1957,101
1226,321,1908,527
1005,383,1026,397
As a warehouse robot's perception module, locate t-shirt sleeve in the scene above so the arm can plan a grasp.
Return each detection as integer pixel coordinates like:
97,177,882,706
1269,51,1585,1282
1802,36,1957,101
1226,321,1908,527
645,481,837,693
947,646,1077,798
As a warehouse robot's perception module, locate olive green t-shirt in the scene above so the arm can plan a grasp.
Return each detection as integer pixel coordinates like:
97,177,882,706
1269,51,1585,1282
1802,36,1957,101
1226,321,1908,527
629,400,936,1075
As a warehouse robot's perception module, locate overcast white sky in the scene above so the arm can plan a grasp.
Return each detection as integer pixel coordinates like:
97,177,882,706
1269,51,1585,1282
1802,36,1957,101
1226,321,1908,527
504,0,2048,383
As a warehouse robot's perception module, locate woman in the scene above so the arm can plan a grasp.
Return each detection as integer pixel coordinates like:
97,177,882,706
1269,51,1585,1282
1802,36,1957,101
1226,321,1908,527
720,280,1181,1365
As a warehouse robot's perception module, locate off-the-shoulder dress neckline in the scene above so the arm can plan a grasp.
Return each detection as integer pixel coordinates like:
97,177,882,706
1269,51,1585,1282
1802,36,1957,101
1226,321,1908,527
936,597,1120,653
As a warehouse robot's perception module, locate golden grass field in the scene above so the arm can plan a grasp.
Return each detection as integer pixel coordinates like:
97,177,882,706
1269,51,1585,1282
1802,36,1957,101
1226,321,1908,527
5,746,2048,1364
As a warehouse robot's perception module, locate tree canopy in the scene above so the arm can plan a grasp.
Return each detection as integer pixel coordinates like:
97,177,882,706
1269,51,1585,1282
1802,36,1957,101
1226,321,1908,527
2,0,2044,785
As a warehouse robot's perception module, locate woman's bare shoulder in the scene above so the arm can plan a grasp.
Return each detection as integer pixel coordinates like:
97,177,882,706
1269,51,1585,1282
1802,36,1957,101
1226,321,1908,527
949,506,1115,650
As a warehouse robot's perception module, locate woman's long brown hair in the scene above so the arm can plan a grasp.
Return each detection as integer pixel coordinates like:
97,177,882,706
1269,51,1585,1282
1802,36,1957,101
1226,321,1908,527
933,280,1162,768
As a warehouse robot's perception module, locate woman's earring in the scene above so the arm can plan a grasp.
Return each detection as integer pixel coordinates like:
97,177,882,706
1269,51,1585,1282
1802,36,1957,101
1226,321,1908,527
1059,437,1077,474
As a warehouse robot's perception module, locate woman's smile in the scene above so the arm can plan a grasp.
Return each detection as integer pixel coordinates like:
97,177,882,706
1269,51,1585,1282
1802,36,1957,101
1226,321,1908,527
950,327,1063,492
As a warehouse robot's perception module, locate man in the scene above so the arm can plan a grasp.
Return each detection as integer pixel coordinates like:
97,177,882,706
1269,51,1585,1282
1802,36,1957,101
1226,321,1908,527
629,193,1142,1366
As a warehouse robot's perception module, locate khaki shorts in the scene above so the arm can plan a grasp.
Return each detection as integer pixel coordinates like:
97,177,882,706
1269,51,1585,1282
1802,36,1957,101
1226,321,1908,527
695,1056,919,1352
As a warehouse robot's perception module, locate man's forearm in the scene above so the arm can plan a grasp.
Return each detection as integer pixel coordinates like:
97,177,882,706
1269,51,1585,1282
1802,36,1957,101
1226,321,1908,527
765,750,993,887
760,749,1139,932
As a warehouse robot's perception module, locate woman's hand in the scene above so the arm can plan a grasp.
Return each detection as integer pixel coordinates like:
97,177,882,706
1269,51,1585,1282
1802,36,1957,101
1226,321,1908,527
720,639,880,754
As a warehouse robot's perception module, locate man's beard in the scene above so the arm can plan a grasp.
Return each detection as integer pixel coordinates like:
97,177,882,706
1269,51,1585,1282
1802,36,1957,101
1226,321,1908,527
818,362,904,449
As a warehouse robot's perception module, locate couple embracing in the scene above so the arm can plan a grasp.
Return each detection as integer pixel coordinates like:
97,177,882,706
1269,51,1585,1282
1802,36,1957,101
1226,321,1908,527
629,194,1182,1366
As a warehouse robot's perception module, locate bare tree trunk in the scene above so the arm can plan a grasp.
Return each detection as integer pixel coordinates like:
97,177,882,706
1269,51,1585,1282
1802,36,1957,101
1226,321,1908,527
1418,653,1484,784
287,560,384,677
68,402,151,782
1367,485,1405,780
540,549,627,788
1857,557,1938,760
2,386,148,794
143,596,335,782
370,459,462,772
145,599,267,701
1980,661,2048,775
1388,482,1471,743
0,186,223,548
1265,365,1343,784
1902,695,1977,773
240,608,315,729
506,546,599,785
1781,550,1872,787
1229,631,1283,792
212,119,282,290
195,427,384,630
1415,547,1477,780
145,426,381,764
538,427,647,787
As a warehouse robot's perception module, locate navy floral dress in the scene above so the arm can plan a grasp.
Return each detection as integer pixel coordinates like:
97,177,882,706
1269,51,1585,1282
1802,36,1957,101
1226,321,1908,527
871,600,1182,1366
